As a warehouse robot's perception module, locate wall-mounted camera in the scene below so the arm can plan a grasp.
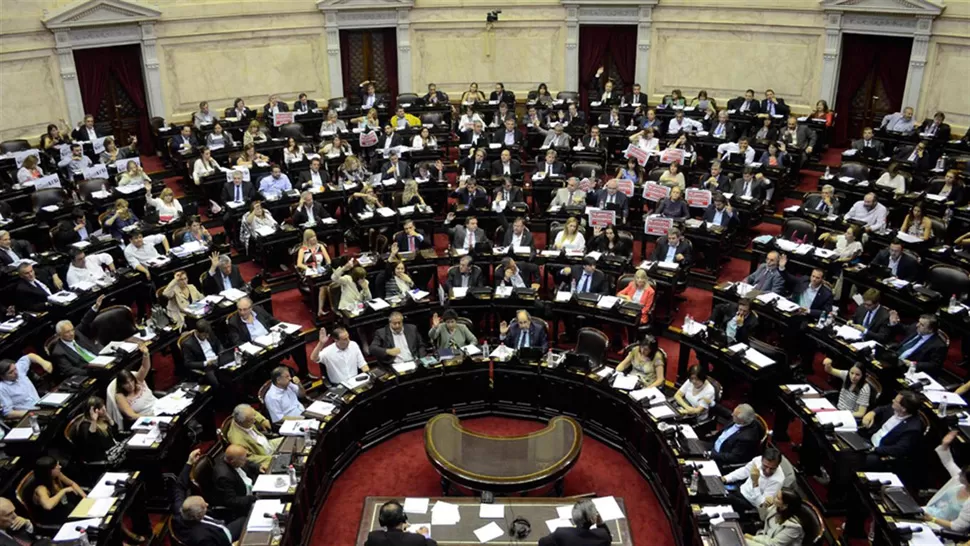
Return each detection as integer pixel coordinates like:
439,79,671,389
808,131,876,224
486,10,501,23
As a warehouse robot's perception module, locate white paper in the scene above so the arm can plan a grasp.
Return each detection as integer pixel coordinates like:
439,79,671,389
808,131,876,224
279,419,319,437
689,460,722,477
925,390,967,407
392,361,417,374
489,345,514,359
367,298,390,311
220,288,248,302
802,397,837,412
479,504,505,518
862,472,904,488
53,518,102,541
127,433,157,447
247,499,286,531
39,392,72,406
556,505,573,520
87,497,117,517
775,298,801,313
815,410,858,431
431,501,461,525
403,497,430,514
473,521,504,543
648,405,676,420
253,474,293,493
451,287,468,299
612,373,639,391
100,341,138,355
596,367,615,379
89,472,131,499
546,518,574,532
555,291,573,302
630,387,664,404
909,372,945,391
591,496,625,521
755,292,779,304
239,342,262,355
495,286,513,298
850,340,878,351
834,325,864,341
597,295,619,310
306,400,336,417
4,428,34,441
89,355,115,367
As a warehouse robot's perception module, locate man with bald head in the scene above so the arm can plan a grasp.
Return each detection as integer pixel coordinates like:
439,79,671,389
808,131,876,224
227,297,279,346
211,444,264,519
172,449,240,545
596,179,630,222
226,403,282,466
0,496,35,544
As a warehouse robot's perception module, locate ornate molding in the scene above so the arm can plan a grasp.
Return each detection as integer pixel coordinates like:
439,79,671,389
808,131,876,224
819,0,944,16
43,0,161,30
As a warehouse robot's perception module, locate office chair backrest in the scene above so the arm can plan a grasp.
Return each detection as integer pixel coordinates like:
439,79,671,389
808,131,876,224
328,97,349,112
556,91,579,103
782,217,817,244
927,264,970,298
30,188,67,212
90,305,139,345
575,327,609,367
572,161,603,180
838,162,869,182
0,140,31,153
279,123,305,139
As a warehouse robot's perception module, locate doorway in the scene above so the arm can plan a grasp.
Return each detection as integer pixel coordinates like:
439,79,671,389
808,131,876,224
834,34,912,144
578,25,638,107
339,28,398,107
73,44,151,153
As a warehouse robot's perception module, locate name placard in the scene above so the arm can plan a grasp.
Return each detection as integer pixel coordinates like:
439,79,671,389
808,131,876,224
91,136,108,154
227,167,251,182
81,163,109,181
31,174,62,190
359,131,379,147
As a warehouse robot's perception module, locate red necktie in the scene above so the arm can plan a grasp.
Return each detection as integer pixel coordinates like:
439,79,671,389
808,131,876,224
408,236,415,252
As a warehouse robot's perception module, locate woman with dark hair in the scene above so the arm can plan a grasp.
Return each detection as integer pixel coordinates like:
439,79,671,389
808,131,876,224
760,142,787,168
30,457,84,525
751,116,778,143
534,82,553,107
111,344,156,427
616,157,644,184
822,360,871,418
182,215,212,245
429,309,477,350
616,335,665,388
673,364,716,420
691,90,715,111
40,124,66,150
901,202,933,240
283,136,305,164
383,260,414,299
588,224,631,257
923,430,970,532
928,169,966,207
811,99,834,127
746,489,804,546
76,396,122,463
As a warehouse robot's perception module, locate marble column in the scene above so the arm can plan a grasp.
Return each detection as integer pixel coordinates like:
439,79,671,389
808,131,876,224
634,6,653,87
819,13,842,107
324,12,344,98
396,9,412,94
901,17,932,111
55,43,85,127
564,6,579,91
139,23,165,118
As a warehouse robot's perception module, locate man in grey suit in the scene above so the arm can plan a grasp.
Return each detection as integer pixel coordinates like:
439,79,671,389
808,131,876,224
744,251,785,294
779,115,816,155
444,213,487,252
446,256,484,291
550,177,586,208
538,122,571,149
850,127,885,157
369,311,427,366
803,184,841,215
731,168,766,201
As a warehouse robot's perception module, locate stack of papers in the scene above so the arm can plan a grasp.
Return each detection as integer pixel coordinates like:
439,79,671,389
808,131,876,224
306,400,336,417
220,288,248,302
127,431,160,447
802,397,837,413
473,522,504,543
735,282,754,297
814,410,857,431
597,296,619,309
38,392,72,407
490,345,514,360
254,226,276,237
403,497,429,514
555,291,573,302
688,460,721,477
850,340,878,351
630,387,664,405
775,298,801,313
48,291,79,304
367,298,390,311
611,373,639,391
131,416,173,433
392,361,417,374
101,341,138,354
279,419,320,437
430,501,460,525
591,496,626,521
462,344,482,356
682,320,707,337
727,343,775,368
834,325,864,341
451,287,468,298
595,367,615,379
246,499,286,531
699,505,735,526
648,405,676,420
253,474,293,494
495,286,513,298
0,317,24,332
925,390,967,407
479,504,505,518
238,342,262,356
154,389,194,415
4,428,34,441
53,518,102,541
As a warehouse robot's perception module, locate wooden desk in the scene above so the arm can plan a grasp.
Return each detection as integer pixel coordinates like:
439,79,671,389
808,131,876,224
356,496,633,546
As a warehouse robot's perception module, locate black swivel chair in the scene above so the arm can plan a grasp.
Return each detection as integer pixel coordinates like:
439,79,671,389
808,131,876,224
781,217,817,244
575,327,610,369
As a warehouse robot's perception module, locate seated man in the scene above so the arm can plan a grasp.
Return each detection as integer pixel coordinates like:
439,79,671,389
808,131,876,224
596,180,630,222
730,167,766,202
760,89,789,117
535,149,565,179
0,230,32,267
710,297,759,344
365,500,438,546
0,353,52,420
292,190,329,226
124,230,170,279
493,177,524,205
599,106,623,128
580,125,605,150
262,94,289,118
66,248,115,288
170,125,199,155
181,319,227,387
172,450,239,546
539,122,571,149
919,111,951,141
221,171,257,205
57,143,93,180
226,404,281,466
257,164,292,198
550,177,586,208
444,213,486,252
850,288,892,343
452,178,488,207
845,193,889,231
502,217,535,251
495,257,539,288
13,262,62,311
265,366,306,423
744,251,785,294
312,327,369,385
292,93,317,113
803,184,840,215
499,310,549,351
851,127,885,157
393,219,428,253
624,83,648,108
708,110,735,141
717,137,756,165
446,256,484,291
381,151,411,182
369,312,427,366
880,106,916,134
721,446,785,512
490,149,522,178
227,297,279,345
205,253,246,295
896,140,933,171
211,444,263,519
860,390,922,467
491,118,522,148
559,256,609,295
389,106,420,130
298,157,329,189
50,295,105,377
700,162,731,193
702,194,736,228
537,500,610,546
708,404,762,466
650,228,691,267
460,121,489,148
54,209,92,250
0,496,36,545
461,148,489,179
779,115,816,155
728,89,760,114
888,312,948,372
790,267,834,320
666,109,703,135
872,240,919,282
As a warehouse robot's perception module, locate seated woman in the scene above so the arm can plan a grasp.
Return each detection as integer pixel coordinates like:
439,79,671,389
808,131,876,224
875,163,906,195
192,146,222,185
673,364,716,421
40,123,66,150
760,142,787,168
820,225,862,263
400,180,426,207
338,155,369,184
534,82,554,107
411,126,437,150
588,224,630,257
658,162,685,191
75,396,121,464
617,335,665,388
297,229,332,317
182,215,212,245
349,184,382,216
320,135,352,159
616,269,655,325
205,122,235,149
331,257,372,314
103,198,138,240
751,117,777,143
236,143,269,168
319,110,347,135
929,169,966,206
351,108,381,133
30,456,85,526
664,89,687,107
241,200,277,252
99,137,133,165
656,186,689,220
745,489,804,546
458,105,484,133
811,100,834,127
283,136,305,164
111,345,156,428
923,430,970,533
163,270,203,329
821,360,871,418
901,203,933,241
16,155,44,184
144,184,182,223
690,89,715,111
460,83,486,106
384,258,414,299
629,128,659,153
553,217,586,251
616,157,644,185
118,160,150,186
242,120,267,147
430,309,477,350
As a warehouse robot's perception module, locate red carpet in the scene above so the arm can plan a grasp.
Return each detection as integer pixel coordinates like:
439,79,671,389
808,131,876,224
312,417,677,546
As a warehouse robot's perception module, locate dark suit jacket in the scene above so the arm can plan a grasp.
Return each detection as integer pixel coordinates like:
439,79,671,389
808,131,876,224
535,160,566,177
851,305,891,343
375,133,403,151
210,458,260,517
53,221,86,250
489,90,515,106
461,158,490,179
538,526,612,546
579,135,606,150
14,274,55,312
702,204,737,228
651,237,692,267
928,180,966,206
624,93,649,107
863,405,922,457
0,240,32,266
502,321,549,351
851,138,886,156
459,131,490,147
919,119,951,141
587,235,630,257
172,465,234,546
730,178,765,201
170,134,199,154
393,231,430,251
262,102,290,118
495,262,540,287
790,278,834,319
447,224,487,249
297,168,330,188
493,187,524,203
227,305,279,345
802,195,840,215
490,159,523,178
50,307,102,377
706,120,736,141
871,249,919,282
748,125,779,142
562,268,609,295
502,228,535,249
220,181,257,205
446,265,484,291
595,190,630,218
0,526,35,546
291,99,318,113
292,202,329,226
598,113,624,128
71,126,106,142
700,173,731,193
381,160,411,181
365,529,438,546
710,422,762,466
760,99,790,117
892,323,948,372
204,266,245,295
369,323,426,366
452,187,488,207
490,129,523,147
182,333,225,371
423,91,448,105
895,146,933,171
711,303,759,343
727,97,761,114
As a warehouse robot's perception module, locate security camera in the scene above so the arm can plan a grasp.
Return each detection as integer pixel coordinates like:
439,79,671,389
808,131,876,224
486,10,501,23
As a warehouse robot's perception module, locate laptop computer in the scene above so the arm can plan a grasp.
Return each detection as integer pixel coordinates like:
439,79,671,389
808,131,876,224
883,487,922,517
517,346,544,362
836,431,872,451
269,453,292,474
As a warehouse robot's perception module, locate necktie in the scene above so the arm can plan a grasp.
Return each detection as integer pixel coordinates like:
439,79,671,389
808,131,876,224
865,140,871,148
34,280,50,295
715,124,723,137
546,163,551,175
743,182,751,196
74,342,95,362
769,103,775,115
816,199,826,212
474,163,479,175
580,273,590,293
568,191,574,204
235,185,241,202
755,269,769,290
909,151,918,161
408,236,415,252
517,330,529,349
928,124,937,135
899,335,921,356
468,230,475,250
863,310,873,328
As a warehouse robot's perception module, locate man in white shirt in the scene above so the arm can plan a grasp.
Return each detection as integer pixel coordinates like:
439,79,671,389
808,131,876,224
264,366,306,423
666,110,703,135
124,230,170,278
311,327,369,385
880,107,916,134
722,447,785,511
843,192,889,232
717,137,756,165
66,247,114,288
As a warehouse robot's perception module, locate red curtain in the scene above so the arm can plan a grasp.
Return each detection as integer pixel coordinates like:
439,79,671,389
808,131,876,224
382,27,399,109
834,34,912,144
578,26,613,107
73,45,151,154
608,26,637,90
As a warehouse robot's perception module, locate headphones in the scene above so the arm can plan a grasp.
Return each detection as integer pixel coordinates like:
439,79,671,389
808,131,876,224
378,501,408,528
508,517,531,540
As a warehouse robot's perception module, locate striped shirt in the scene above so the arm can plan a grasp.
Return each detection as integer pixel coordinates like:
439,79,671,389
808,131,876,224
835,369,871,412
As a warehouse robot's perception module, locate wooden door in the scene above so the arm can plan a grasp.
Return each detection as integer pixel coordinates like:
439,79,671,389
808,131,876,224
838,34,912,139
340,28,397,100
97,72,143,145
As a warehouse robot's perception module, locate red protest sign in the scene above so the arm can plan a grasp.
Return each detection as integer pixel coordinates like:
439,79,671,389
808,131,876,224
642,182,670,201
623,144,649,166
588,209,616,227
686,189,712,208
660,148,685,165
644,216,673,236
273,112,295,127
616,179,634,197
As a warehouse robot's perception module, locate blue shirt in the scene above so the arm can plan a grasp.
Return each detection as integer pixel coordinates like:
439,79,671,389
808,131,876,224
664,245,678,263
265,383,305,423
714,424,741,452
726,318,739,342
899,333,933,360
258,174,292,196
799,285,820,308
0,356,39,416
713,210,725,225
578,272,592,293
244,312,269,340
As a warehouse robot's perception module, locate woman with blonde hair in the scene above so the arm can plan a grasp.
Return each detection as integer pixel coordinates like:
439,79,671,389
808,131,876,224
297,229,332,316
339,155,369,184
144,184,183,223
242,119,266,147
104,198,138,239
162,270,203,329
401,179,425,206
351,108,381,132
241,200,277,252
617,268,656,324
236,143,268,168
118,159,150,186
553,217,586,251
16,155,44,183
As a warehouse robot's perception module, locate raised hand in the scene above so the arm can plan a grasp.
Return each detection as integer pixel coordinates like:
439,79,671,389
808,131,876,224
431,313,441,328
499,321,509,335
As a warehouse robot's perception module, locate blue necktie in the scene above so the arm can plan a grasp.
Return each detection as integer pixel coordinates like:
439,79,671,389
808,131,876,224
235,185,241,202
863,310,873,329
899,335,922,358
580,273,590,293
517,330,529,349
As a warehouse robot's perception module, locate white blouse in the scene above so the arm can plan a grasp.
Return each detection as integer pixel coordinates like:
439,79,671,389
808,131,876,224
876,172,906,194
146,194,183,221
284,146,306,164
554,231,586,251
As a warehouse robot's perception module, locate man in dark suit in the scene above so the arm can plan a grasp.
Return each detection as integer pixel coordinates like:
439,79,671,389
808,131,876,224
779,115,817,154
204,253,246,295
493,177,524,203
210,444,262,519
702,194,736,228
53,209,91,250
495,257,539,288
760,89,789,117
623,83,648,108
369,311,427,366
579,126,605,150
563,103,587,128
860,390,923,467
445,256,484,291
596,180,630,222
803,184,840,215
0,230,32,267
499,310,549,351
651,228,692,267
13,263,60,312
227,297,278,345
181,319,228,387
535,149,565,178
896,141,934,171
380,152,411,182
491,118,523,148
491,152,523,179
291,93,317,113
559,257,609,295
727,90,761,115
358,81,383,109
451,179,488,208
0,496,36,546
919,111,951,141
790,267,834,320
708,404,762,466
170,125,199,155
699,162,731,193
71,114,104,142
291,191,329,226
538,499,611,546
745,251,785,294
297,157,329,189
489,82,514,106
731,168,766,201
422,83,448,106
850,289,892,343
851,127,886,157
501,217,535,251
710,298,759,344
459,121,489,148
461,148,490,179
444,213,486,251
707,110,735,141
221,171,257,205
262,94,289,119
871,241,919,282
393,220,429,252
888,312,948,372
599,106,624,128
364,500,438,546
50,295,105,377
374,125,403,155
171,450,240,546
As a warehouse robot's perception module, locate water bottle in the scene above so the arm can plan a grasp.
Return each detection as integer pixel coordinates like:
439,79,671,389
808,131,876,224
907,361,917,378
945,207,954,227
482,340,490,357
79,529,91,546
940,398,949,417
689,467,700,492
29,414,40,434
951,293,959,310
234,347,243,366
824,166,831,179
101,182,108,195
827,306,837,327
144,320,154,338
287,464,298,485
817,310,827,327
270,515,282,540
936,154,946,171
303,425,314,449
